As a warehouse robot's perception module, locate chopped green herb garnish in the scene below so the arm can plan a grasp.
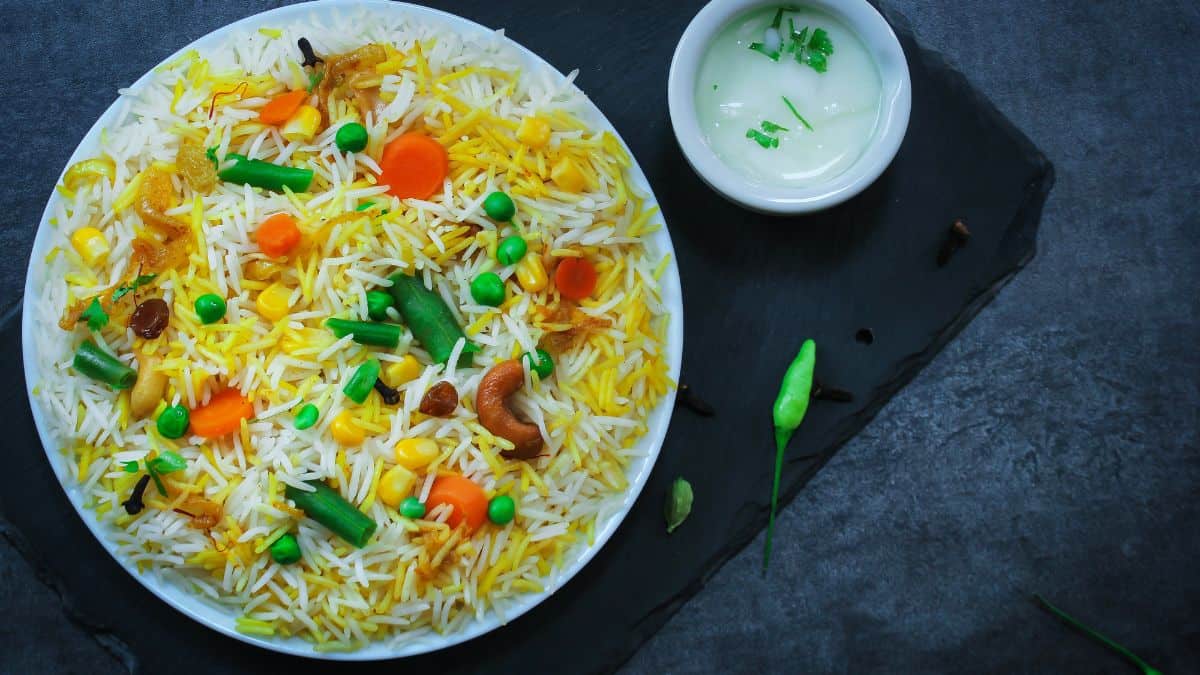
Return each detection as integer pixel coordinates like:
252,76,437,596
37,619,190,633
147,450,187,475
808,28,834,57
307,70,324,93
122,460,139,473
111,274,157,302
748,42,781,61
805,51,828,73
794,26,833,73
769,7,784,29
79,298,108,331
781,96,814,131
664,477,694,534
746,128,779,149
761,120,789,133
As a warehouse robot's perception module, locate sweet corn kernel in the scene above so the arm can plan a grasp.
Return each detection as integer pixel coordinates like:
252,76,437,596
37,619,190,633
394,438,440,470
330,411,364,446
377,464,417,507
281,105,321,143
516,255,548,292
384,355,422,386
550,156,586,192
256,282,293,321
244,259,280,281
70,227,110,267
516,116,551,148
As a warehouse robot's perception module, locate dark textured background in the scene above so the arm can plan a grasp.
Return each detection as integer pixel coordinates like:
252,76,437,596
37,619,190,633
1,1,1197,674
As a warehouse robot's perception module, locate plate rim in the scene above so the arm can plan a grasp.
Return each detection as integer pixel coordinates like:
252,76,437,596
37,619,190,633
20,0,684,660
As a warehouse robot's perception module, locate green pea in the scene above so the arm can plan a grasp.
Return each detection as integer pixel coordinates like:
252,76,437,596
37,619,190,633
156,404,190,439
522,348,554,379
194,293,226,325
487,494,516,525
483,191,516,222
399,496,426,519
366,290,394,321
470,272,505,307
335,122,369,153
268,533,302,564
294,403,320,430
497,236,527,265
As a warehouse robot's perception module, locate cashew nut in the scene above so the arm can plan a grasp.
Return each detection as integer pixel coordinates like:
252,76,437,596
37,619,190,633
476,360,543,459
130,356,167,418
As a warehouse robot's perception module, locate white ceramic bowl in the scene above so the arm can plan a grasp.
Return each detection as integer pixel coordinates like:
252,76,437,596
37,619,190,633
21,0,683,659
667,0,911,214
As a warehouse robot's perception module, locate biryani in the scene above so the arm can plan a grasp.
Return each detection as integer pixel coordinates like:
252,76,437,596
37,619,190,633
30,9,672,650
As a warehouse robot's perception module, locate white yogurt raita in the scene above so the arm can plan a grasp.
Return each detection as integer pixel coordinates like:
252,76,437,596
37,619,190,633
695,6,883,188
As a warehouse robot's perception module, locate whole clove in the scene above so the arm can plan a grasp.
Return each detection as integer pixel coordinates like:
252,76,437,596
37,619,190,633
297,37,323,68
373,378,401,405
121,474,152,515
676,384,715,417
812,379,854,403
936,218,972,267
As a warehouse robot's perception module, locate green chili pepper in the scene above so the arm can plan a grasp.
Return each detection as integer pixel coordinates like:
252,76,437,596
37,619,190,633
325,318,402,348
387,273,479,367
73,340,137,389
216,153,313,193
365,290,394,321
764,338,815,572
285,480,377,548
343,359,381,404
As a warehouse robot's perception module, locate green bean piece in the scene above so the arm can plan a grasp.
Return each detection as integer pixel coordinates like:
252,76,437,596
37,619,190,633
764,338,816,572
343,359,381,404
496,235,528,265
73,340,137,389
387,273,479,367
156,405,190,439
294,403,319,430
269,533,302,564
365,290,394,321
217,153,313,193
335,122,369,153
285,480,377,548
325,318,402,348
522,348,554,379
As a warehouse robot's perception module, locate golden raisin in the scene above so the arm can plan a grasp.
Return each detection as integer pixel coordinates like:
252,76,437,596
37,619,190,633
418,381,458,417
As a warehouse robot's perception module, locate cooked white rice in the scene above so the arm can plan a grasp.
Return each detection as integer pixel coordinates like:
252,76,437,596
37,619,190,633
31,8,672,651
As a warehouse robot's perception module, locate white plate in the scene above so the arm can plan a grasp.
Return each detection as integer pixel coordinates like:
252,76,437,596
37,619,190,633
21,0,683,660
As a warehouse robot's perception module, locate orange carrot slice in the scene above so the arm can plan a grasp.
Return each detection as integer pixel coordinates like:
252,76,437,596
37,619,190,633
258,90,308,125
255,213,301,258
426,475,488,532
190,389,254,438
554,256,598,300
378,133,448,200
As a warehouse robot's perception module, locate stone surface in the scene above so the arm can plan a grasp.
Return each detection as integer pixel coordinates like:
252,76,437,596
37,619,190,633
0,1,1196,674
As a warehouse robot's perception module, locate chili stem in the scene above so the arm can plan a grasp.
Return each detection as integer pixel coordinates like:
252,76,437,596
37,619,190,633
1032,594,1161,675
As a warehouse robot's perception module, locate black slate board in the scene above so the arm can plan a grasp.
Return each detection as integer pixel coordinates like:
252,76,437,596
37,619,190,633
0,3,1052,673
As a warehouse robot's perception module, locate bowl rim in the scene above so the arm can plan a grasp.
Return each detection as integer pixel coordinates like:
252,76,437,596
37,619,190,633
667,0,912,215
20,0,684,660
